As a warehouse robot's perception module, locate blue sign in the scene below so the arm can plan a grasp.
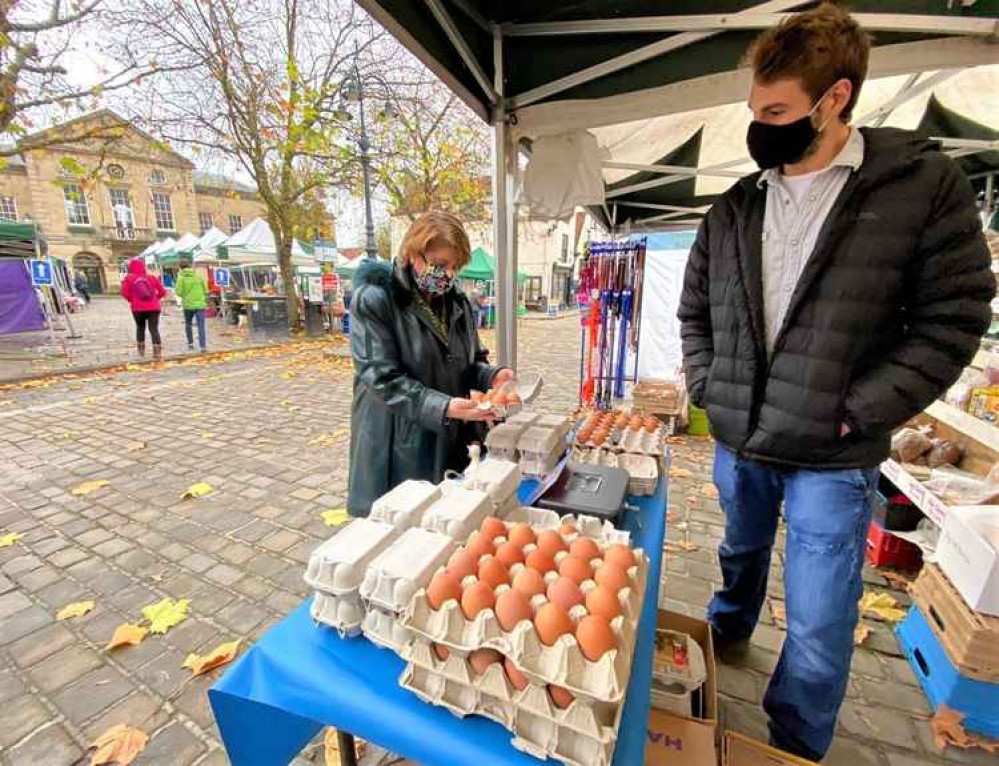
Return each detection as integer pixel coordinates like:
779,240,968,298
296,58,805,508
213,268,231,287
30,260,53,286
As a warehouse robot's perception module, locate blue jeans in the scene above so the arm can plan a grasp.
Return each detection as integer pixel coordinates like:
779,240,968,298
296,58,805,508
184,309,207,350
708,445,877,761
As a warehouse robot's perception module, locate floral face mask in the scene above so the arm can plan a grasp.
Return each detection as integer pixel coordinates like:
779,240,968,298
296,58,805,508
414,263,454,296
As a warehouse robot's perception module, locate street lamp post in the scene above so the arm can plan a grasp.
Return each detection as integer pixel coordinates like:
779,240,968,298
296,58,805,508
350,56,378,261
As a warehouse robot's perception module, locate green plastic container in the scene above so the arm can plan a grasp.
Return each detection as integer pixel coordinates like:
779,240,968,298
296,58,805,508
688,405,710,436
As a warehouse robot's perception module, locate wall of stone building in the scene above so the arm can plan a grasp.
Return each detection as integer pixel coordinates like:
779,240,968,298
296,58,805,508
194,192,267,235
0,170,35,221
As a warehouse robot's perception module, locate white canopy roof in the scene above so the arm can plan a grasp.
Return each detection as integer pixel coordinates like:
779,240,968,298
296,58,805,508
193,226,229,264
221,217,314,266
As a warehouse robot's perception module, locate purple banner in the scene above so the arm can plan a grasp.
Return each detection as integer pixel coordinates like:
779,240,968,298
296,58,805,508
0,260,46,334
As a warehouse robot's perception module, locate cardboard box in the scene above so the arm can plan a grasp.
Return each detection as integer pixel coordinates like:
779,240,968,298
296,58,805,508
722,732,816,766
936,505,999,616
645,610,718,766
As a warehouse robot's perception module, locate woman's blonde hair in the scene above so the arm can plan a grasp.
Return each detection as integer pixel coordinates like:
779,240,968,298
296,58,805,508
397,211,472,270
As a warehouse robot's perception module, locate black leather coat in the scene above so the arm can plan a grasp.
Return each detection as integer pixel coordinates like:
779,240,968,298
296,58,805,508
347,259,501,516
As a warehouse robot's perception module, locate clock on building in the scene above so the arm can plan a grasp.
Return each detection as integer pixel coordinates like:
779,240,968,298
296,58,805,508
107,163,125,180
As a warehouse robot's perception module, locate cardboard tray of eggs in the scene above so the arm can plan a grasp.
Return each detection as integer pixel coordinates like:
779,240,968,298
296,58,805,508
574,411,664,453
400,637,624,766
462,458,523,510
471,383,524,420
369,479,442,529
401,515,648,704
359,527,457,614
420,485,493,540
311,591,366,638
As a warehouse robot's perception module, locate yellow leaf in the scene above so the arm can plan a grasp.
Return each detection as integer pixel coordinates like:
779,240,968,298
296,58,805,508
859,591,907,623
57,600,95,620
128,442,147,452
106,623,149,650
89,724,148,766
71,479,108,497
0,532,21,547
181,639,241,676
60,431,79,440
141,597,190,634
321,508,349,527
0,399,14,406
700,483,719,500
853,623,871,646
181,482,213,500
667,467,693,478
201,432,215,439
191,412,203,419
84,396,98,405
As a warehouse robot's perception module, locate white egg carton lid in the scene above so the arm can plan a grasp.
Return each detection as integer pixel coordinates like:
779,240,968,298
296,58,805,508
535,415,572,441
361,605,413,654
506,411,540,429
304,518,399,595
487,446,520,463
360,527,456,613
499,509,631,548
570,447,619,469
369,480,442,528
518,426,563,455
402,549,648,703
519,451,563,478
311,591,365,638
485,423,527,451
618,428,664,456
421,486,492,540
463,459,522,504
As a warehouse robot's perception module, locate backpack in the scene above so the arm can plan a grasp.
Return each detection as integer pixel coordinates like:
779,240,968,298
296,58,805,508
133,276,155,302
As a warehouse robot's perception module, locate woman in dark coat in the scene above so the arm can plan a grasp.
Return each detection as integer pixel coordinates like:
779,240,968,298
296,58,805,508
347,212,514,517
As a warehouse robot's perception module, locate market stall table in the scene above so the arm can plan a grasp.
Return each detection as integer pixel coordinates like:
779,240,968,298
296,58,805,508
209,467,669,765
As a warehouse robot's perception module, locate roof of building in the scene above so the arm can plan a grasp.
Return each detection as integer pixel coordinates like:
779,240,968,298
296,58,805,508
192,171,258,195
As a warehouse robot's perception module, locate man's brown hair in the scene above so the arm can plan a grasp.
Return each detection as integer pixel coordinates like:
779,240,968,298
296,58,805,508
747,3,871,121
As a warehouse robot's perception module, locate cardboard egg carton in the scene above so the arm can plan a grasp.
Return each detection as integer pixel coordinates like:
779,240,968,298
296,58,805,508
506,411,540,429
311,591,365,638
362,605,413,653
402,546,648,702
304,518,399,595
519,426,564,456
570,446,619,469
485,423,527,454
369,480,442,528
420,485,492,539
463,459,522,507
618,427,665,456
615,453,659,496
535,414,572,442
359,527,456,613
500,508,632,548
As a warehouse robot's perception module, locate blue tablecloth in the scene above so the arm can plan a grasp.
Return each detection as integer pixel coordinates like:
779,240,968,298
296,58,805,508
210,471,668,765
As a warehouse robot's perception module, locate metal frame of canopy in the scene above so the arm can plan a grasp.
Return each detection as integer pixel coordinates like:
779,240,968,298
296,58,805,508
355,0,999,368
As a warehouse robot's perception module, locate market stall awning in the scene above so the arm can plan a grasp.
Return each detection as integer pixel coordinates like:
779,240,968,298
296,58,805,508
917,93,999,191
216,217,315,267
193,226,229,264
0,221,42,259
458,246,527,284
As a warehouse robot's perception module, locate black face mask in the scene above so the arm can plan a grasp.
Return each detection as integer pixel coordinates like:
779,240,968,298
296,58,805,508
746,89,832,170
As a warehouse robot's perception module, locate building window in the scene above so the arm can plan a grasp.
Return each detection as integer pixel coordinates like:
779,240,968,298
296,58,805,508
151,192,174,231
149,169,166,185
0,196,17,221
198,212,213,234
109,189,134,229
63,184,90,226
228,214,242,234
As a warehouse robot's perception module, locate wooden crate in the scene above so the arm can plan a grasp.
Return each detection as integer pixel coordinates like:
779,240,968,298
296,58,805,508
910,562,999,683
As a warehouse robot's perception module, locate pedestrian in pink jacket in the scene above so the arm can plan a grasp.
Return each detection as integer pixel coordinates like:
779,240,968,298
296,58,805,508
121,258,167,360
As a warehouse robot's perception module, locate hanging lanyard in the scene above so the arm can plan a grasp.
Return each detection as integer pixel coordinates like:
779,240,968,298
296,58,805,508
413,292,449,344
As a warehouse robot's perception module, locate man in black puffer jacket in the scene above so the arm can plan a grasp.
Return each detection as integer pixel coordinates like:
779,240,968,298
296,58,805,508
678,5,993,762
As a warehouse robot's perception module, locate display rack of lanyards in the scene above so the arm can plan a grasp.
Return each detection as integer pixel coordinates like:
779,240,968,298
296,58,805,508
577,238,647,409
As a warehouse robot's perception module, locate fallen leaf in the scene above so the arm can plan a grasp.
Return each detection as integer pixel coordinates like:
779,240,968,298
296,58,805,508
181,482,213,500
106,623,149,650
0,399,14,406
321,508,349,527
89,724,148,766
853,623,871,646
663,540,700,554
84,396,98,405
308,428,349,448
128,442,147,452
71,479,109,497
700,483,719,500
59,431,79,440
141,597,190,634
882,571,912,591
0,532,22,547
929,705,999,753
201,432,215,439
182,639,241,676
191,412,203,419
57,600,95,620
859,591,907,623
668,467,693,479
770,601,786,622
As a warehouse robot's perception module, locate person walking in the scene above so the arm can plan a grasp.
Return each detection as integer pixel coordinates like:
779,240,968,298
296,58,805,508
73,272,91,305
121,258,167,360
677,5,993,761
174,259,209,352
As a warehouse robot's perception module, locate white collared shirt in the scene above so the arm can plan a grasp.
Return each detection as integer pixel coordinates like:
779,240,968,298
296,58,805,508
759,127,865,352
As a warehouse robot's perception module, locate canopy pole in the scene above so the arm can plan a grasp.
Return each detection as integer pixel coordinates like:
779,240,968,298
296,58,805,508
492,25,517,370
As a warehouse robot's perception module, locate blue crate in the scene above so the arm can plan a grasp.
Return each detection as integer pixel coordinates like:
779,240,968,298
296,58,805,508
896,605,999,738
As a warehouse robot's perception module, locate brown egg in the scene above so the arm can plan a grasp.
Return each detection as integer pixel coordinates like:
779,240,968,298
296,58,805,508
470,391,484,403
558,522,577,536
480,516,507,541
585,585,623,621
644,422,658,433
536,530,567,557
525,548,556,574
503,656,529,691
534,602,574,646
508,523,536,548
569,537,601,562
576,615,618,661
426,571,463,611
461,581,496,620
593,432,607,446
478,556,511,589
493,392,510,406
512,567,547,598
509,393,522,405
495,588,534,631
615,414,629,430
496,541,526,569
594,562,632,594
466,532,496,561
604,544,637,571
547,576,584,612
469,647,503,675
446,548,477,580
559,555,594,585
432,642,450,661
549,685,575,709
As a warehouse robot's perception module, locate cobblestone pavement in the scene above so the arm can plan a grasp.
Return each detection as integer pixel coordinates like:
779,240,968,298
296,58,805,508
0,316,987,765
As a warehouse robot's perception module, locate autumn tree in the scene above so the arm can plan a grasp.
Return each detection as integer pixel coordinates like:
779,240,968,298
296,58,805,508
110,0,375,328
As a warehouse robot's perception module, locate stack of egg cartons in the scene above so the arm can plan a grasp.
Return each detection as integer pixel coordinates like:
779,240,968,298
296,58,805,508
464,458,523,517
401,510,648,766
518,420,569,476
485,423,528,462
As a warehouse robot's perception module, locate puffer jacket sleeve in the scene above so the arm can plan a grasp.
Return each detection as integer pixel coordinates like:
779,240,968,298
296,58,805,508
351,284,452,433
677,212,716,408
844,156,994,436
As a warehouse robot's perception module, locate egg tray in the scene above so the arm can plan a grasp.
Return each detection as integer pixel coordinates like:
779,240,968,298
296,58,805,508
421,485,492,540
534,414,572,442
362,605,413,653
304,518,400,596
400,639,623,766
369,480,442,528
518,425,565,456
311,591,366,638
487,445,520,463
463,459,523,507
485,423,528,453
502,507,632,548
570,449,658,497
506,411,540,429
570,446,619,469
617,427,665,456
519,449,565,478
359,527,456,613
402,548,648,703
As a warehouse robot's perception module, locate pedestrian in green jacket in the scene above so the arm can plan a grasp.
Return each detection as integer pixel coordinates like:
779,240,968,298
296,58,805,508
175,260,209,352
